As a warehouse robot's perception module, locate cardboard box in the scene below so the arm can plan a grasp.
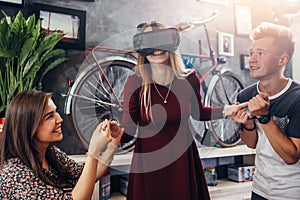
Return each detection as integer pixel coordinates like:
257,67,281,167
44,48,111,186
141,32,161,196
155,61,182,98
100,172,111,200
227,164,255,182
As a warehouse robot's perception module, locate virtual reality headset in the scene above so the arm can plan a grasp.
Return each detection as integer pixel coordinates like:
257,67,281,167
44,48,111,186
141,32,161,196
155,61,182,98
133,28,180,56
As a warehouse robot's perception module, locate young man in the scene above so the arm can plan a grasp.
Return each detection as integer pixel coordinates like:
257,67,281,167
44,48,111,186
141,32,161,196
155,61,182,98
232,22,300,200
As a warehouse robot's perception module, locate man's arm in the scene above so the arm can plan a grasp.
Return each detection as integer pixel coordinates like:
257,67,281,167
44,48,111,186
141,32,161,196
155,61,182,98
231,107,258,149
261,120,300,164
246,92,300,164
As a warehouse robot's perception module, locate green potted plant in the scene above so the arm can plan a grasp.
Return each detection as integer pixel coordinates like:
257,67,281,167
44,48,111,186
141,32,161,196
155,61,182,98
0,10,67,119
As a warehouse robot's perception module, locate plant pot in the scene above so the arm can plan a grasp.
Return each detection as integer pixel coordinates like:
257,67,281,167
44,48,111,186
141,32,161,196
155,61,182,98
0,117,5,135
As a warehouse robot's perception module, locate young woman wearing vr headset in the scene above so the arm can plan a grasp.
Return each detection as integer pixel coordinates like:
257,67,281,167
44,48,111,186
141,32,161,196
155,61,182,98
121,22,235,200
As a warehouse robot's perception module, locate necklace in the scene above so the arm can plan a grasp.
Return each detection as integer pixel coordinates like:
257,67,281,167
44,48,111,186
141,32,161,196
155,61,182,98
153,79,173,104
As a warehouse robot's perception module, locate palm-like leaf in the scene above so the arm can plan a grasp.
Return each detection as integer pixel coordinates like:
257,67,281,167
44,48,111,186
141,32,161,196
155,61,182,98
0,11,67,115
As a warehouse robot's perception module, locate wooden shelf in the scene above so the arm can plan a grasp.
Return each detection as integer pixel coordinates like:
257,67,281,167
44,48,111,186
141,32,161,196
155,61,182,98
107,179,252,200
199,144,256,159
69,144,256,166
208,179,252,200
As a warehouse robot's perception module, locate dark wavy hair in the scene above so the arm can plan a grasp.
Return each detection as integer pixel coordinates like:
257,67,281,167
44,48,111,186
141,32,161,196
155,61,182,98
0,89,72,189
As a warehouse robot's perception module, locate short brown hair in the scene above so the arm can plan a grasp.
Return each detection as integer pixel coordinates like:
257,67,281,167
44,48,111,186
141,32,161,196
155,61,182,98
250,22,295,58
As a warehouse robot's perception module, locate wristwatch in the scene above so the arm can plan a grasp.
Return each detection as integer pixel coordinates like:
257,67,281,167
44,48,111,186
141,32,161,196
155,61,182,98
257,113,271,124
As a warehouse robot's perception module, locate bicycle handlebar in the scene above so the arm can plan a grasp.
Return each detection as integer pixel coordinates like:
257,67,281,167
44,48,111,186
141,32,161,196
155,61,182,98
176,10,219,32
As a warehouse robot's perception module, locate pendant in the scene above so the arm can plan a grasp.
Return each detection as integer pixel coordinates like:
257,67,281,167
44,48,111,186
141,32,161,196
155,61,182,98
164,100,167,104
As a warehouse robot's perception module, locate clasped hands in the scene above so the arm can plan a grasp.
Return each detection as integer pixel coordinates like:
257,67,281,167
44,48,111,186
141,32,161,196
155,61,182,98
224,92,270,127
88,119,124,158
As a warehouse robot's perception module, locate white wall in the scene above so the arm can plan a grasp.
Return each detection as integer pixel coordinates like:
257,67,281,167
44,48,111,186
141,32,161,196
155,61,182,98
291,14,300,82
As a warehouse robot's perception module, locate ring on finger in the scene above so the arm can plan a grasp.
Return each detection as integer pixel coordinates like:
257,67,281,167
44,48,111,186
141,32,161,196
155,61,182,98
102,122,107,129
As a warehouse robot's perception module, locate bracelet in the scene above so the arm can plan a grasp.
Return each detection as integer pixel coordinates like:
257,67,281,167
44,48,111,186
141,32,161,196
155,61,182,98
239,123,256,131
86,148,116,167
98,143,117,166
223,105,228,119
85,152,99,160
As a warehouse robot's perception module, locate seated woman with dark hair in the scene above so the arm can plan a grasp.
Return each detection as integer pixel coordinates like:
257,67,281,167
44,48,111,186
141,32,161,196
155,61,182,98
0,89,124,199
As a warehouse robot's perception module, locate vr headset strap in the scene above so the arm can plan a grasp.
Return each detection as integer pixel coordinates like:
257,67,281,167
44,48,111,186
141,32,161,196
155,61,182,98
151,21,160,31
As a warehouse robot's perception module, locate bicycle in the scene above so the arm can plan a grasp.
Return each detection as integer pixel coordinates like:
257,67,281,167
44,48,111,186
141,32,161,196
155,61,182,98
64,11,245,153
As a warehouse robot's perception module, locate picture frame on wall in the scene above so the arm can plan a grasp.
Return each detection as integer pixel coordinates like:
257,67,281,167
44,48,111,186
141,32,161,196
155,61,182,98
0,0,25,7
218,32,234,56
240,54,250,70
235,5,252,36
31,3,86,50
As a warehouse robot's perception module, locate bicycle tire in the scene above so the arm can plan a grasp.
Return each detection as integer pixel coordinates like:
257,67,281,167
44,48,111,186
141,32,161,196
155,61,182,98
205,69,245,147
187,70,208,147
65,56,136,153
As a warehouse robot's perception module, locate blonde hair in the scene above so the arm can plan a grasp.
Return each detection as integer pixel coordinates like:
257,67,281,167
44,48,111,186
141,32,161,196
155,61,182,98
134,22,193,119
250,22,295,58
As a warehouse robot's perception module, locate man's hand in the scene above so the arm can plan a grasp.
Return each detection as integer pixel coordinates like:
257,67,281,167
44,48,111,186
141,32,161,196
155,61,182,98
248,92,270,118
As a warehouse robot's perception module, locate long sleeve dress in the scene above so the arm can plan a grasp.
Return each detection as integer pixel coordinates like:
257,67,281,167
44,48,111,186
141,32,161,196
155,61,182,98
121,70,223,200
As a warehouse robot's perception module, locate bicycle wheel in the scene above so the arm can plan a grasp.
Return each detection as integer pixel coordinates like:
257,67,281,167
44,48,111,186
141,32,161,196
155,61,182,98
205,69,245,147
65,56,136,153
187,70,208,147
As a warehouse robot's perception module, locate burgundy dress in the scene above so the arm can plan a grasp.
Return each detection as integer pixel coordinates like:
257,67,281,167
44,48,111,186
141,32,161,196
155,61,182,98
121,71,223,200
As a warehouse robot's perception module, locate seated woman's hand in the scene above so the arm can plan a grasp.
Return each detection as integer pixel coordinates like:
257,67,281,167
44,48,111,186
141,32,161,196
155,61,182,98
111,125,124,147
103,119,124,146
88,120,112,157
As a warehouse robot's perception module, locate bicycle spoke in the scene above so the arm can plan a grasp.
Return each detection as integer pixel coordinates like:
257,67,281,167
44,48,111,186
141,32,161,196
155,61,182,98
205,71,244,147
94,70,114,103
89,78,111,103
71,93,117,107
67,59,136,152
108,66,129,102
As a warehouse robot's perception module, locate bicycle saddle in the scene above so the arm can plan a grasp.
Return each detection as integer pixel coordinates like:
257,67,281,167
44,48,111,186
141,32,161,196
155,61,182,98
133,28,180,56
